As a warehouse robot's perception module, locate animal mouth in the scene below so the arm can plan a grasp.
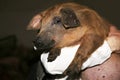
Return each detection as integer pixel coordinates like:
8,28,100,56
34,45,52,53
33,39,55,53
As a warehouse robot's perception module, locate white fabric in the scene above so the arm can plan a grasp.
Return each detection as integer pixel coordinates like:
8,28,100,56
41,45,80,74
40,40,112,75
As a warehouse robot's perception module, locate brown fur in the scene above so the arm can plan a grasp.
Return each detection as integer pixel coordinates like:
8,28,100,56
28,2,110,79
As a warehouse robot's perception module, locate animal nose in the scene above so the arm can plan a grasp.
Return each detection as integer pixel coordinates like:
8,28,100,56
33,36,55,51
33,37,40,43
33,37,43,48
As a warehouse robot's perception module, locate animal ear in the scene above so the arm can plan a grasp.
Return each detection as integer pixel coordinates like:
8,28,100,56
27,14,42,30
60,8,80,29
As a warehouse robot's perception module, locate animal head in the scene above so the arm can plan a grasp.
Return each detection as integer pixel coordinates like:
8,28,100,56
27,3,109,52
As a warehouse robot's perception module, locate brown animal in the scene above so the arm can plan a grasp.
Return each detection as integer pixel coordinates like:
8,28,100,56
27,2,111,79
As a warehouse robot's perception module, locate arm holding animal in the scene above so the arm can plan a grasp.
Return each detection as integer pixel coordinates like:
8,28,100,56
81,26,120,80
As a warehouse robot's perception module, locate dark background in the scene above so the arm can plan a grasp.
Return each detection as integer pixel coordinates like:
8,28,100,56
0,0,120,80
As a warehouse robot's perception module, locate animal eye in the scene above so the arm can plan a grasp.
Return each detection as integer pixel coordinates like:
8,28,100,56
53,17,61,24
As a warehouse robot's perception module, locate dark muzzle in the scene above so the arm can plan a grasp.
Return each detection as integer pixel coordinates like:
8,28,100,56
33,37,55,52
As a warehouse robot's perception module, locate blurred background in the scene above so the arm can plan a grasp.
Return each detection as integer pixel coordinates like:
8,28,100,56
0,0,120,80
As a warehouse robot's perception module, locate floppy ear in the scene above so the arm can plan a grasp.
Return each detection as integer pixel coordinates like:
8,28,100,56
27,14,42,30
60,8,80,29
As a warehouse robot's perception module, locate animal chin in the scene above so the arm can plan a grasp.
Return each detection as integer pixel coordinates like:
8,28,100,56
33,39,55,53
34,46,52,52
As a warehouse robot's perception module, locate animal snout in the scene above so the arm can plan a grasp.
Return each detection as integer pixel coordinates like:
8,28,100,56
33,37,55,52
33,37,44,49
